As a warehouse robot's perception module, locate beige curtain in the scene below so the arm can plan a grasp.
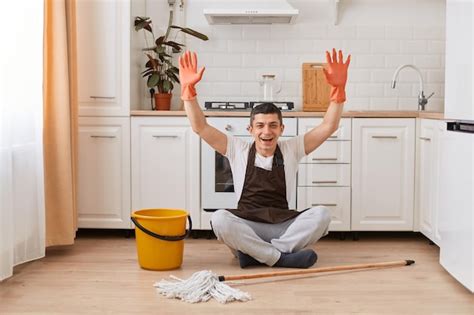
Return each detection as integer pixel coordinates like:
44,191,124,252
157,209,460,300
43,0,78,246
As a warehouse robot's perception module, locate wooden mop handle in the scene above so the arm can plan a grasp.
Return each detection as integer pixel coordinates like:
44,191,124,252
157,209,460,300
219,259,415,282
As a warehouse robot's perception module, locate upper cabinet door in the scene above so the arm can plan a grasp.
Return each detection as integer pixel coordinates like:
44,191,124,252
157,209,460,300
352,118,415,231
76,0,130,116
444,0,473,120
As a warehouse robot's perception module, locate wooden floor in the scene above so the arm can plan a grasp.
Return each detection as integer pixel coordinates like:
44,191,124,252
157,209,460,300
1,231,473,314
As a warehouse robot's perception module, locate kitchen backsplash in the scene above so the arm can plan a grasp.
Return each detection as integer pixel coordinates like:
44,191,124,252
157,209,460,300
146,0,445,112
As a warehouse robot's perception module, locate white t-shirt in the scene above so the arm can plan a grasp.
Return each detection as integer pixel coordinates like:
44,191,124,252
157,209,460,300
224,134,306,204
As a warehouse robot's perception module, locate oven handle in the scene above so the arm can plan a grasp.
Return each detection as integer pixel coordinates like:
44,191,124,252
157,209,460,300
130,215,192,241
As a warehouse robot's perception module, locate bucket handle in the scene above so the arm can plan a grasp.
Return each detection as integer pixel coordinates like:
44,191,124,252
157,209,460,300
130,215,192,241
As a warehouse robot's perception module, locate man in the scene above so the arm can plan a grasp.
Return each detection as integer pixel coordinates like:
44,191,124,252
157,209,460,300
179,49,350,269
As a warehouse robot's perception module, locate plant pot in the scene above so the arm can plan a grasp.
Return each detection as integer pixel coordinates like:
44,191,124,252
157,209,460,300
154,93,172,111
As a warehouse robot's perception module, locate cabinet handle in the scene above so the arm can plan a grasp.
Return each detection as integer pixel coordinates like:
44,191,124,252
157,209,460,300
152,135,178,139
224,125,232,131
90,135,116,138
329,135,338,138
312,203,337,207
419,137,431,141
371,135,398,139
90,96,115,99
312,158,338,161
312,180,338,184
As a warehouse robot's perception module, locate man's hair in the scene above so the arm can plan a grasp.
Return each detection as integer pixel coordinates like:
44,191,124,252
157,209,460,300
250,103,283,126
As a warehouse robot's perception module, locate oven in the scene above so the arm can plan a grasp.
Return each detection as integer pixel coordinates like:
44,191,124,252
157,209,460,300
200,103,297,229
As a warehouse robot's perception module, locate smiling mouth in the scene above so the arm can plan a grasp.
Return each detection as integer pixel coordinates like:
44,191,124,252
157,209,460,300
260,137,273,143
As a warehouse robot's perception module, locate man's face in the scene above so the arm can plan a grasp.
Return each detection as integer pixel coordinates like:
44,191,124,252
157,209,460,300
248,113,284,156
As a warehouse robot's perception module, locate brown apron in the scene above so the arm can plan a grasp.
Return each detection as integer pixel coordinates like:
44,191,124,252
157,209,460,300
227,142,303,224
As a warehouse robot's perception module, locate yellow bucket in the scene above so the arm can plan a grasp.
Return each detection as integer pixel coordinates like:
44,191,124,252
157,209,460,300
131,208,192,270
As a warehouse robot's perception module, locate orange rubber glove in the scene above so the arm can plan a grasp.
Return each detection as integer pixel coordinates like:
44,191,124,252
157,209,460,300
179,51,205,101
323,48,351,104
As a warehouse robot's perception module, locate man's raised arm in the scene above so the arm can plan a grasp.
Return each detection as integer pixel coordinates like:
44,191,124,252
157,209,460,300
304,49,351,155
179,51,227,156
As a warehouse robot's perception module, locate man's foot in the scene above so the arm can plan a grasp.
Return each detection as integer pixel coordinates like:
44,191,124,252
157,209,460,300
274,249,318,269
237,250,263,268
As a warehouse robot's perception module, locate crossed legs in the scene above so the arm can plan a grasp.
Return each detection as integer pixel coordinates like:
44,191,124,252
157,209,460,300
210,206,331,268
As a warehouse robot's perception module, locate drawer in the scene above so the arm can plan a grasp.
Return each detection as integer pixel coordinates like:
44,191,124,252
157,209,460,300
298,164,350,186
297,187,351,231
301,141,351,163
298,118,351,140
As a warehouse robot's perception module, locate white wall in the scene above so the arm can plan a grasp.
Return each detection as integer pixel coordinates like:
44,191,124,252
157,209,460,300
144,0,446,111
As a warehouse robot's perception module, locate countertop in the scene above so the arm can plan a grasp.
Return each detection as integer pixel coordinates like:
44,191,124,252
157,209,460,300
130,110,445,120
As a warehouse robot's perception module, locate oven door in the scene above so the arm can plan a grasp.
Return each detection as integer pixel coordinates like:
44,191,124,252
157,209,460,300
201,136,252,210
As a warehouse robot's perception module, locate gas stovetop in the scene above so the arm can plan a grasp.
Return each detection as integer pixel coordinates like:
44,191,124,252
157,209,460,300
204,101,294,111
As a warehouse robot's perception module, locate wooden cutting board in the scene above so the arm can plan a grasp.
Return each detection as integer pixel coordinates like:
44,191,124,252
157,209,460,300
302,63,331,112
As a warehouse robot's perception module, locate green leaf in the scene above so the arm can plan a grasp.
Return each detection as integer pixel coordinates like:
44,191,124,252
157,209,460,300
170,66,179,74
166,69,180,83
163,41,183,51
166,40,185,47
162,80,172,93
145,58,160,68
134,17,153,33
134,16,148,27
170,25,209,41
155,36,165,46
158,51,172,58
141,69,155,78
135,16,150,22
147,73,160,88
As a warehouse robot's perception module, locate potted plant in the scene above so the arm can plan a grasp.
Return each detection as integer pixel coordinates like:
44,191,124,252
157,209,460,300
134,14,208,110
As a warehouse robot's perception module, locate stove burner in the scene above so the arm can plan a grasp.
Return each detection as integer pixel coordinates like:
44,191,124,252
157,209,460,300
250,102,294,111
205,101,294,111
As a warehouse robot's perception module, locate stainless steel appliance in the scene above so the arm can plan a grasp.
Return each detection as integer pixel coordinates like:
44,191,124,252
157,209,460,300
204,101,294,111
200,101,296,229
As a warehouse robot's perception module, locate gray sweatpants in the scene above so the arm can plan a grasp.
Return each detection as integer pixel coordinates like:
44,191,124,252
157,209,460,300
210,206,331,266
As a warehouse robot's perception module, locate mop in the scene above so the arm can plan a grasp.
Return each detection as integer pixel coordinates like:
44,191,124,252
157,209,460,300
155,259,415,304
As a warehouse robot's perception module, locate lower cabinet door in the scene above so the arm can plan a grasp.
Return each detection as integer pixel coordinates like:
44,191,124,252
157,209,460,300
297,187,351,231
131,117,200,229
77,117,131,228
352,118,415,231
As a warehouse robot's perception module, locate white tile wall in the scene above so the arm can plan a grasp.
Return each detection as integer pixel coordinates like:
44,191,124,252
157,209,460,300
146,0,446,112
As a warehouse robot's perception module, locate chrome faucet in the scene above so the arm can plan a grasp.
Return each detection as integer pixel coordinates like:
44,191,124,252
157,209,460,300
391,64,434,111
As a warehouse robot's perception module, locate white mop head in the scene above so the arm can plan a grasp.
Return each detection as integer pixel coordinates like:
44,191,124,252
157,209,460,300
154,270,252,304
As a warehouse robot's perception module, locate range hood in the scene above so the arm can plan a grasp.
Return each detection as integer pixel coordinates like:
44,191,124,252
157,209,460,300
204,0,299,25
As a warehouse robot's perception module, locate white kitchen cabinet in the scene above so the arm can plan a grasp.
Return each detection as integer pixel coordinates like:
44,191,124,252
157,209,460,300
416,119,444,245
76,0,130,116
352,118,415,231
297,118,352,231
298,187,351,231
77,117,131,228
131,117,200,229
